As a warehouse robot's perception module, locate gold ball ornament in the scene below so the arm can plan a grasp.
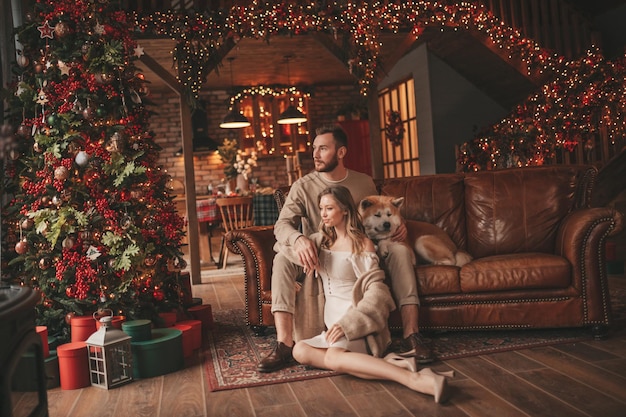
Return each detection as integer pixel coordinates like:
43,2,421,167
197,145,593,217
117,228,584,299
62,236,75,249
16,54,29,68
21,218,34,230
119,215,133,229
39,257,51,270
82,106,94,120
144,255,157,267
54,22,70,38
54,165,70,180
94,72,113,84
130,189,144,199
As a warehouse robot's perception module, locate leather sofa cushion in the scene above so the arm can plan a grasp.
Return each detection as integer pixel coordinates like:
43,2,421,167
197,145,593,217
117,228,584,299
416,265,462,295
464,166,583,258
459,253,571,293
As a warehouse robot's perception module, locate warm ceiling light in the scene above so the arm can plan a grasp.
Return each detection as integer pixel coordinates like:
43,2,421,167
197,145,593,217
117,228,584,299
277,105,307,125
278,55,307,125
220,105,251,129
221,57,251,129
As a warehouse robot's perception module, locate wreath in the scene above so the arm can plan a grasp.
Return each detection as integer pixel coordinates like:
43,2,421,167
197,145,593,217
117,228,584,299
385,110,405,146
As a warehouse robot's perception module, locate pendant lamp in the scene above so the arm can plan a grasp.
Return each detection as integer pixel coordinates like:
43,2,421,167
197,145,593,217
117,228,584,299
278,55,307,125
220,57,251,129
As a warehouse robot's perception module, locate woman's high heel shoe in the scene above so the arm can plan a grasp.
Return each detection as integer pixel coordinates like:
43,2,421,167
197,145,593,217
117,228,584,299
417,368,450,403
384,352,417,372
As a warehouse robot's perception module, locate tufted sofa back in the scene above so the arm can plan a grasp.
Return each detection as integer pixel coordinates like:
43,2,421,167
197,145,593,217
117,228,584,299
380,165,597,259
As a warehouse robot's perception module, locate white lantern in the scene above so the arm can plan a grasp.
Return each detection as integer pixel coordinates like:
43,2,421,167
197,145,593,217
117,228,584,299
85,312,133,389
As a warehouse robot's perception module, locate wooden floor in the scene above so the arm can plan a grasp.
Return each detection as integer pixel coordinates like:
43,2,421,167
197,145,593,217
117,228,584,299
12,269,626,417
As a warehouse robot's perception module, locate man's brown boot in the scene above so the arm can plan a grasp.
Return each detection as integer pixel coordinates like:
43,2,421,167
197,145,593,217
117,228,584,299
257,341,294,373
398,333,434,364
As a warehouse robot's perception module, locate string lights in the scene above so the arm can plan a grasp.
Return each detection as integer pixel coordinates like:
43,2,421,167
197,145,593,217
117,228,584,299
131,1,568,99
127,1,624,171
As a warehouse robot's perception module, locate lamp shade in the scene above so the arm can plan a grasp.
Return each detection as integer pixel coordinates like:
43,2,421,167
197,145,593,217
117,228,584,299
220,108,250,129
277,105,307,125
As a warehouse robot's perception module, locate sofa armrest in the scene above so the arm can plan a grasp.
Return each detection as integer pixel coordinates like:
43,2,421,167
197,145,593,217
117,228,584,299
556,207,624,323
225,226,276,326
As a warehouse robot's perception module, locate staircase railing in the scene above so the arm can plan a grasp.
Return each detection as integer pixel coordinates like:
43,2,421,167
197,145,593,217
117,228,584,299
477,0,598,60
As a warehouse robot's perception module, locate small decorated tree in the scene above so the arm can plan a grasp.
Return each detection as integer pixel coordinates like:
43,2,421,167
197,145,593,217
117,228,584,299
1,0,186,342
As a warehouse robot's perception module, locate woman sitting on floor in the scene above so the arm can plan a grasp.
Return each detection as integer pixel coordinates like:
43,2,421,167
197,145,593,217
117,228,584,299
288,185,453,403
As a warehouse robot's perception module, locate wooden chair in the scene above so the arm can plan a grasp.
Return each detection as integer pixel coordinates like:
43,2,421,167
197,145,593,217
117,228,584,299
215,197,254,269
272,186,290,212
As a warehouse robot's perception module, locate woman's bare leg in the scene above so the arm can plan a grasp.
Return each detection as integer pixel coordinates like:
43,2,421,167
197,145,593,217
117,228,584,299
293,342,439,397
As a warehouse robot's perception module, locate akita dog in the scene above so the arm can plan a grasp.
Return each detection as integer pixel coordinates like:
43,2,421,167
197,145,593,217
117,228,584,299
358,195,472,266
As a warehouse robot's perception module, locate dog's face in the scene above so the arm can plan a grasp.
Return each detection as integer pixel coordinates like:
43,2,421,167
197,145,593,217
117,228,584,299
358,195,405,241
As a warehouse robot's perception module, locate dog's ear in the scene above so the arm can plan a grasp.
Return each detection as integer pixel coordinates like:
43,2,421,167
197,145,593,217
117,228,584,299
359,197,374,211
391,197,405,208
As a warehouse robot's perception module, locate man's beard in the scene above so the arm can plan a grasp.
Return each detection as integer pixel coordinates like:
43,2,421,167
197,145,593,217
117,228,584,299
315,155,339,173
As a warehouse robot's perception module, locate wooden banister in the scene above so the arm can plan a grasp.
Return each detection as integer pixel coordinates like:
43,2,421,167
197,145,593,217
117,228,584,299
479,0,596,60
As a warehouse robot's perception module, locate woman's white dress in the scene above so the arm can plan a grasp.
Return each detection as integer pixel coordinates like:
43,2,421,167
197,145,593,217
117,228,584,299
299,248,368,353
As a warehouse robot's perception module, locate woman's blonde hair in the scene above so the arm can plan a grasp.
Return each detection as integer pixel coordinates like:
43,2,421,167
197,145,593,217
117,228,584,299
318,186,368,254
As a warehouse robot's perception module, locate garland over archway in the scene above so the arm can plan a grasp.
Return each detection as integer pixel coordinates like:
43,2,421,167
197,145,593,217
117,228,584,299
129,1,624,171
131,1,568,100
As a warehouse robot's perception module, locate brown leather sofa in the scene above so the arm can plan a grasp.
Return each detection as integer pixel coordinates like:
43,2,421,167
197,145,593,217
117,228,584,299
225,165,623,339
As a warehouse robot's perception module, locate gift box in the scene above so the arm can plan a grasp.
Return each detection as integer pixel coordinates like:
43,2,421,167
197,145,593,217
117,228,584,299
57,342,90,390
122,319,152,343
130,328,184,379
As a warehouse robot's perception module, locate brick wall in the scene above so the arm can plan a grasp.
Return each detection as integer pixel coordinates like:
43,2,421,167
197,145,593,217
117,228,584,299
148,84,364,195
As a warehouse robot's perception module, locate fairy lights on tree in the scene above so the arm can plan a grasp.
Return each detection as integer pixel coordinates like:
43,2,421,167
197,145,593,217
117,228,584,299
2,0,186,341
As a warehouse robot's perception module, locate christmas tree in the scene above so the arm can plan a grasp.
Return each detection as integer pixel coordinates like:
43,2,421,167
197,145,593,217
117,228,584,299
1,0,187,342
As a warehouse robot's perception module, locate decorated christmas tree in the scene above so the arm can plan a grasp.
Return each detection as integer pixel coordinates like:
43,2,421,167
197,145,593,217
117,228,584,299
1,0,187,342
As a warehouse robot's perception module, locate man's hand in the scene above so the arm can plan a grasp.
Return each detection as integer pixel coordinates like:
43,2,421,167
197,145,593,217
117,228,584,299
390,222,407,242
294,235,319,271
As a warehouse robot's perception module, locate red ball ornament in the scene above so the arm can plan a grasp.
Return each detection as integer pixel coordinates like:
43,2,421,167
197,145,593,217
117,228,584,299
15,239,28,255
152,288,165,302
65,311,76,324
17,124,31,138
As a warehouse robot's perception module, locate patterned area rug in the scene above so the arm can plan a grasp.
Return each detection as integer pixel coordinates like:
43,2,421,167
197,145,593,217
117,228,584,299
204,287,625,391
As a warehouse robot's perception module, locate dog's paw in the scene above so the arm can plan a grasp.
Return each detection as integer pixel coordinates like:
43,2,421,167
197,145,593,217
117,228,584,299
377,241,391,258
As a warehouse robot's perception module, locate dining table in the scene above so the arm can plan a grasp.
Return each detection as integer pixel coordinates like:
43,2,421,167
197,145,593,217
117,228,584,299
196,192,280,265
